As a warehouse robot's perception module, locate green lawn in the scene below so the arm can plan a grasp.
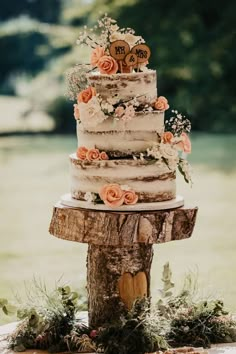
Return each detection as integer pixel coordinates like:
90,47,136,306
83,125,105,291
0,133,236,324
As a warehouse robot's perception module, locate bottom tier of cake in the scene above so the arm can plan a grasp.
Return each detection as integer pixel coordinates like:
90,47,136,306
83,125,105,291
69,153,176,204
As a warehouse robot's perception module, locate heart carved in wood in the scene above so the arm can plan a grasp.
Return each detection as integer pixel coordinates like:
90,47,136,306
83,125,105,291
118,271,147,310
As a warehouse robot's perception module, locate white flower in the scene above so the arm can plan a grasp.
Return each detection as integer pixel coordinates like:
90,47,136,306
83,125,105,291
159,142,179,160
140,152,145,161
84,191,97,203
101,101,114,113
122,105,135,121
109,31,125,42
124,33,143,47
110,24,119,32
139,62,149,72
147,143,162,159
78,96,107,128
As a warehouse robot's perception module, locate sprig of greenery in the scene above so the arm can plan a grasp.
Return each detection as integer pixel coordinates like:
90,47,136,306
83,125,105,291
6,281,88,352
156,263,236,348
96,298,168,354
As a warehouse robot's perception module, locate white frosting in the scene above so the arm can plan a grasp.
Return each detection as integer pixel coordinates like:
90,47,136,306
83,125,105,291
77,111,165,153
77,130,161,153
71,176,175,195
77,111,164,133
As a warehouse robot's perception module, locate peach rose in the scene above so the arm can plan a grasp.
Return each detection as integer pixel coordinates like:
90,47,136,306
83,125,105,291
176,132,191,154
100,151,109,160
76,146,88,160
73,104,80,120
86,148,100,161
99,184,125,208
154,96,169,111
90,46,106,67
162,131,174,144
123,190,138,205
97,55,119,75
77,86,96,104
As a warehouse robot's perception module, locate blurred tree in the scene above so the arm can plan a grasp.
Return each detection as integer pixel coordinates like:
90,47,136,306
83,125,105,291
89,0,236,132
0,17,75,94
0,0,62,23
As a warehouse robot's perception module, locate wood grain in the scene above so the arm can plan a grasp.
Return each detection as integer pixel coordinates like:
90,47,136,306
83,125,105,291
49,203,198,246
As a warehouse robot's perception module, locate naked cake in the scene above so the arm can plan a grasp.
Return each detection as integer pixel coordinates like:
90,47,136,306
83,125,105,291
65,15,192,209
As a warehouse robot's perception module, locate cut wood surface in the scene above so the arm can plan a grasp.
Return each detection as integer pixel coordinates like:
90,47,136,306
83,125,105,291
49,203,198,246
1,322,236,353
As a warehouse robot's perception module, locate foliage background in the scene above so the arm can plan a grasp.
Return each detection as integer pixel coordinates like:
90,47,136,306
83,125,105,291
0,0,235,133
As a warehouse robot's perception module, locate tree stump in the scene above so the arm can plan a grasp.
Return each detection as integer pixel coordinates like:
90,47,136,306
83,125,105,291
49,203,198,328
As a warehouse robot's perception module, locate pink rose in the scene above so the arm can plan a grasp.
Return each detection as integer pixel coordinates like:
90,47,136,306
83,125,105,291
124,190,138,205
154,96,169,111
122,105,135,121
115,106,125,118
86,148,100,161
99,184,125,208
77,86,96,104
176,132,191,154
73,104,80,120
76,146,88,160
100,151,109,160
90,46,106,67
162,131,174,144
97,55,119,75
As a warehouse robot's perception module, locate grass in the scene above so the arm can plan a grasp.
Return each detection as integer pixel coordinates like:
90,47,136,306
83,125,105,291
0,133,236,324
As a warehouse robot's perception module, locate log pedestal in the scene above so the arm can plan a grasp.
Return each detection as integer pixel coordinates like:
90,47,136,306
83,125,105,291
49,203,198,328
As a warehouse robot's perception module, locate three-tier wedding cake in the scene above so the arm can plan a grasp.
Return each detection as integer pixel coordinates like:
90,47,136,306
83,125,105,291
63,15,192,210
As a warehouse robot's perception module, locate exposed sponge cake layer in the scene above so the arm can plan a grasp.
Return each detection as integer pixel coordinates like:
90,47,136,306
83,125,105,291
87,70,157,104
77,111,164,156
69,154,176,203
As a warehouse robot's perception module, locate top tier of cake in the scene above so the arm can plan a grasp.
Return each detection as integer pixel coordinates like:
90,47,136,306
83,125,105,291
88,70,157,104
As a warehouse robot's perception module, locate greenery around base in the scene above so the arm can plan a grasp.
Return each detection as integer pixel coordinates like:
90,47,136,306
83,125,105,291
1,264,236,353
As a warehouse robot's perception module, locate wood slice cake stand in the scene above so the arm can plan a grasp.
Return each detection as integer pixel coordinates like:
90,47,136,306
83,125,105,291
49,196,198,328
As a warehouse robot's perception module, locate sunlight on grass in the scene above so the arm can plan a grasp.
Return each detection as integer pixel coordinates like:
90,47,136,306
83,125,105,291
0,134,236,324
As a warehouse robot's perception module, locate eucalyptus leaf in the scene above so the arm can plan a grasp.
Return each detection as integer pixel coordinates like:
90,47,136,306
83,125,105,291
164,291,173,298
2,305,9,315
17,309,28,319
0,298,8,307
13,344,26,352
5,303,17,315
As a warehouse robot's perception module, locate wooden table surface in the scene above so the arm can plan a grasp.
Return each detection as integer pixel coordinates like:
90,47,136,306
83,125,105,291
1,322,236,353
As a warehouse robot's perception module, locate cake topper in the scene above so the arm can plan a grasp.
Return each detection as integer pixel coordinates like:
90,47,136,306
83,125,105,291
109,40,130,73
75,14,150,74
131,44,151,63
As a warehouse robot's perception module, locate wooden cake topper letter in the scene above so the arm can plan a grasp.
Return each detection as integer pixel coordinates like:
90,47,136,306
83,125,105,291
124,53,138,67
109,40,130,73
131,44,151,63
109,40,130,60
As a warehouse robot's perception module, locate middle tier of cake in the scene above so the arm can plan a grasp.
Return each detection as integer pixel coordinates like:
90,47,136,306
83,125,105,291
77,110,164,157
70,154,176,203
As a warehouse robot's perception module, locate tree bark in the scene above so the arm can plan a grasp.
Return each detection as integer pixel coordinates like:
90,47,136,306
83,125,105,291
87,243,153,328
49,203,198,327
49,203,198,246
